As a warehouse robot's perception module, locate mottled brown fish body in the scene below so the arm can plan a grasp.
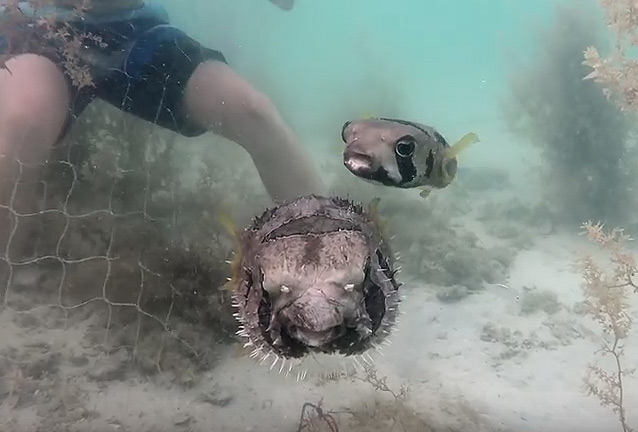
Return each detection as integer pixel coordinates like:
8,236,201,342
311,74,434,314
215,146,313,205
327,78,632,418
341,117,458,189
231,195,401,361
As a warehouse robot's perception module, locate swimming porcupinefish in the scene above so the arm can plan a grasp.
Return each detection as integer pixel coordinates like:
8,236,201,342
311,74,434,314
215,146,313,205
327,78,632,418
219,195,401,373
341,117,479,198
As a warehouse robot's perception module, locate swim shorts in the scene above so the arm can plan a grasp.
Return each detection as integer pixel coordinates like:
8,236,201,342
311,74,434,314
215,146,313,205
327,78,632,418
0,1,227,139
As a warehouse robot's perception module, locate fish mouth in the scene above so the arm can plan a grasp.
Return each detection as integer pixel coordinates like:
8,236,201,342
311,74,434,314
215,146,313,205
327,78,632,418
284,322,346,348
273,285,378,350
343,152,375,176
252,259,392,359
343,151,400,187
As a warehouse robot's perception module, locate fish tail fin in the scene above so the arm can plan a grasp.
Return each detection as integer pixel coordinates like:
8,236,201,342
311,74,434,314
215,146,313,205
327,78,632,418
444,132,480,159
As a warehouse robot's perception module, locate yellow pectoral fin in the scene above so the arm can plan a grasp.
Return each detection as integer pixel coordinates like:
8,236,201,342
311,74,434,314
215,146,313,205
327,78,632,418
216,205,243,291
367,197,391,240
219,270,239,292
367,197,383,230
443,132,480,160
232,342,250,358
217,207,239,241
367,197,381,215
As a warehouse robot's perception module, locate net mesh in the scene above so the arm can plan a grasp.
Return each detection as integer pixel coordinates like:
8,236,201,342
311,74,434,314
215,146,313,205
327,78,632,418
0,99,269,388
0,2,278,423
0,3,506,430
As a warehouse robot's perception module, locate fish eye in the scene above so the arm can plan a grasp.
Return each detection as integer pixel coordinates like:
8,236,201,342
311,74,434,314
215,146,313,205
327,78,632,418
341,121,352,142
395,136,416,158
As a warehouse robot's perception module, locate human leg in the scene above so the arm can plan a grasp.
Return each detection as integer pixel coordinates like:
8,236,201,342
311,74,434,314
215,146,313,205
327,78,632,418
103,25,324,204
0,54,70,258
183,61,325,203
0,54,69,174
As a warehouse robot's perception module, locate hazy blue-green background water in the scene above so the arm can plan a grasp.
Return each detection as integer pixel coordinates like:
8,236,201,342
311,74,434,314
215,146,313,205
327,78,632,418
78,3,638,430
2,2,636,431
158,0,599,171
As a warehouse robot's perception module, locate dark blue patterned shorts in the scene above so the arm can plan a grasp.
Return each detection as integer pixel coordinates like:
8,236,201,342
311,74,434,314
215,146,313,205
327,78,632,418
0,2,227,139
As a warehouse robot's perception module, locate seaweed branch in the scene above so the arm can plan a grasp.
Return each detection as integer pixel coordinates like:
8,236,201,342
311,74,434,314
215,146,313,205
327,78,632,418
298,365,439,432
297,399,340,432
583,0,638,112
504,4,636,227
352,363,409,401
577,221,636,432
1,0,101,89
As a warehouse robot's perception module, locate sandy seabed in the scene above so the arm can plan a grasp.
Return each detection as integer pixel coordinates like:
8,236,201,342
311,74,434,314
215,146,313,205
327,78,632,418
0,163,637,432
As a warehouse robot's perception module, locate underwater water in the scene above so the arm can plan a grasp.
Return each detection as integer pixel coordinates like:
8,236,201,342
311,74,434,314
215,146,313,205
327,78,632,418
2,0,638,431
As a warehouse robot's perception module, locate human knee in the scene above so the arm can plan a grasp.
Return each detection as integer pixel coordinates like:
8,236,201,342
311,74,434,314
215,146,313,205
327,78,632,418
185,61,280,132
235,86,279,125
0,54,70,134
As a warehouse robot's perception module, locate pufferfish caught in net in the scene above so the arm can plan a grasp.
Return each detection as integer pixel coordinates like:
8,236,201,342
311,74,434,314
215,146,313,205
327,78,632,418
218,195,402,380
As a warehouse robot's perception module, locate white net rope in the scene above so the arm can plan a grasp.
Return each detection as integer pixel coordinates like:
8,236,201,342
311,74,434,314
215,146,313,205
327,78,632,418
0,3,523,431
0,1,279,424
0,94,271,425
